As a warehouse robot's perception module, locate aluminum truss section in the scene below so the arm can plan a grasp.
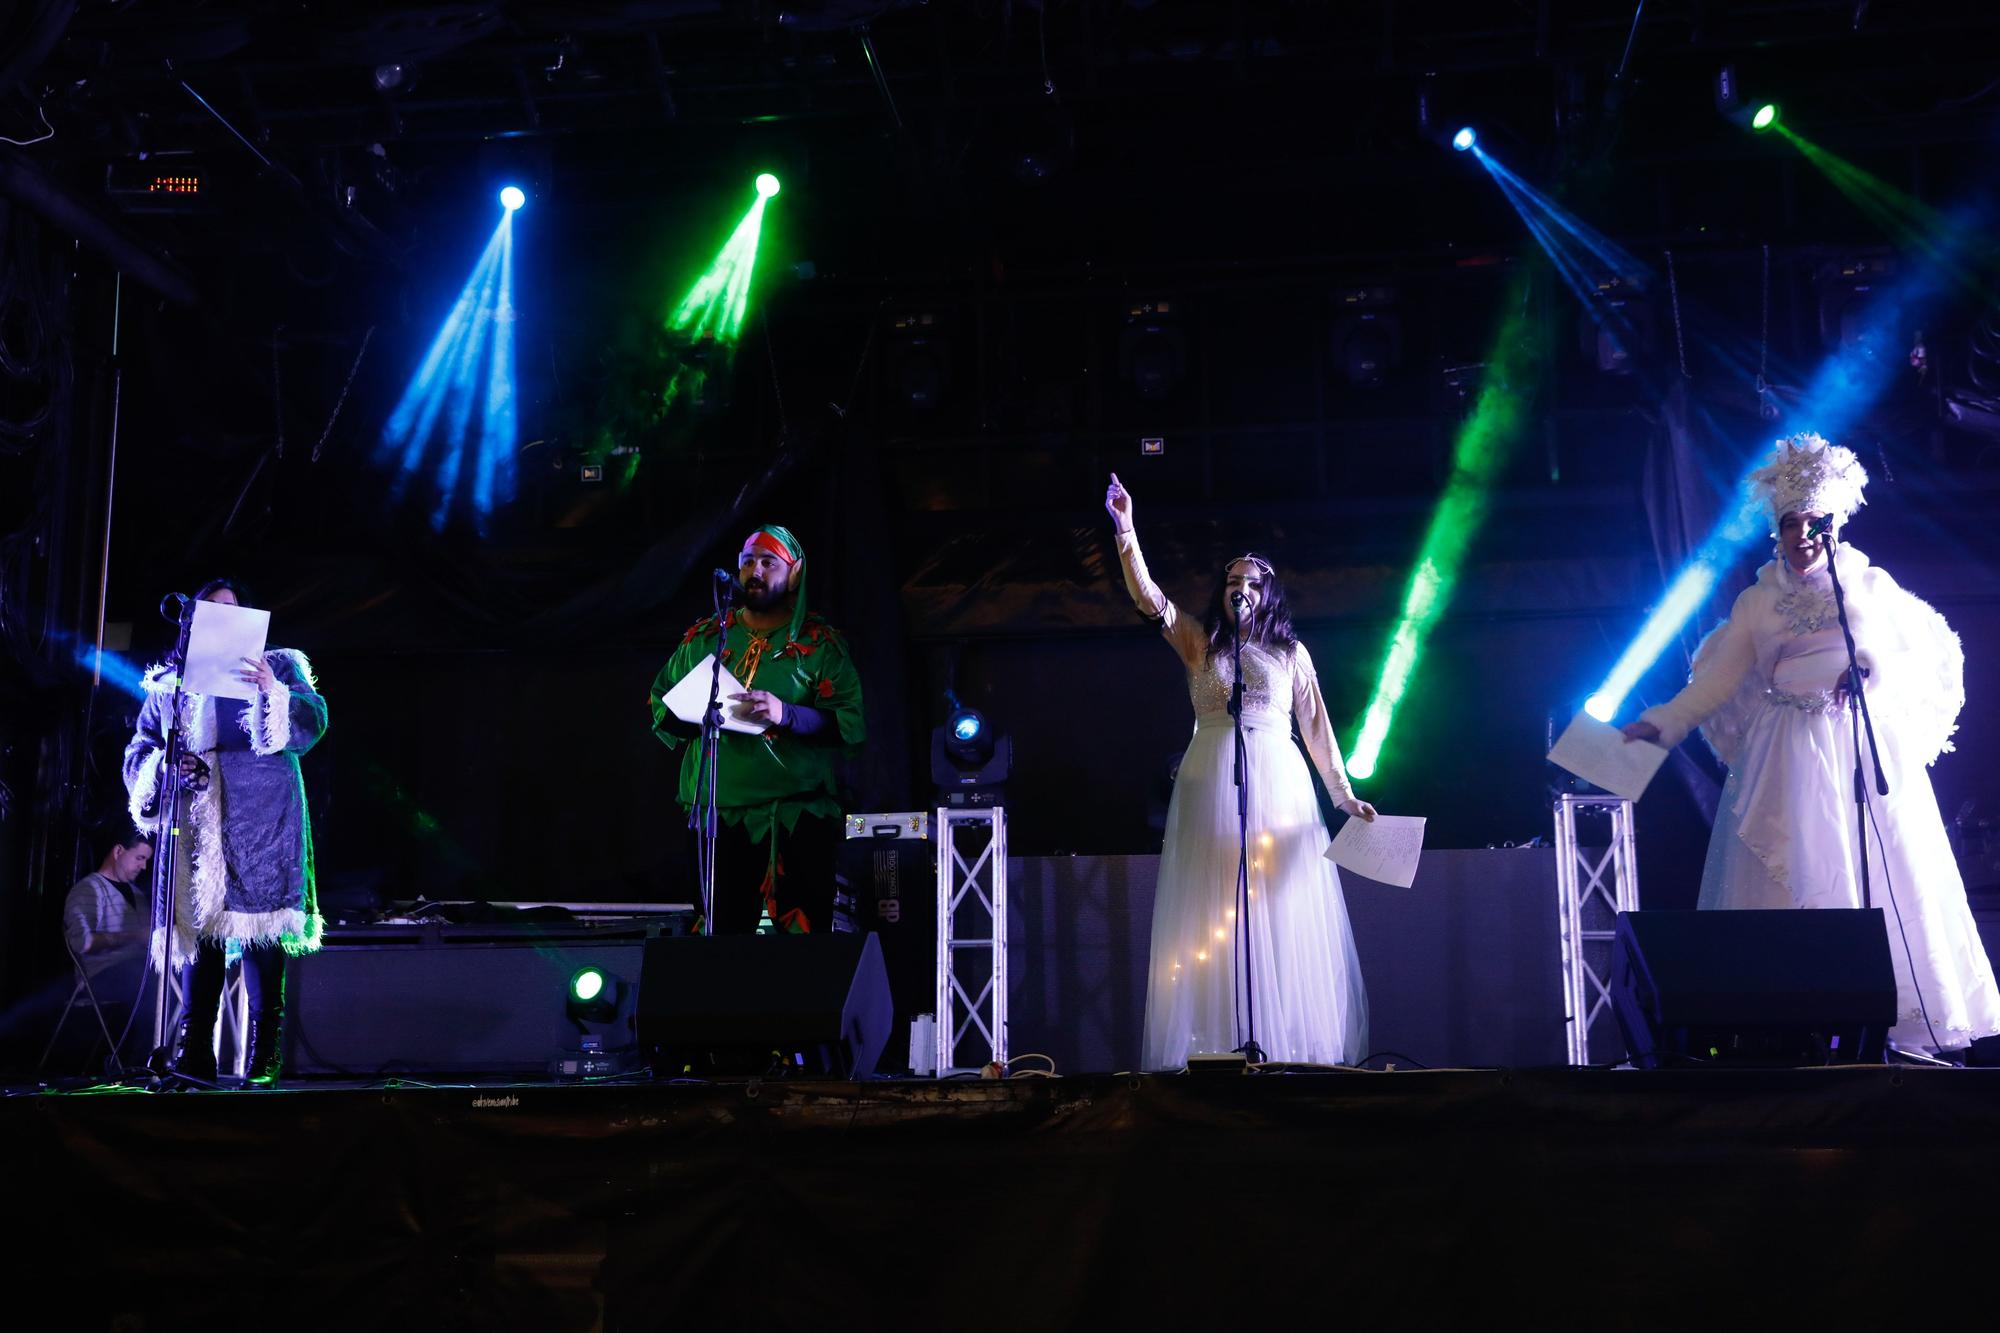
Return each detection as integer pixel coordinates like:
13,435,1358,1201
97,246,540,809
934,806,1008,1076
1555,794,1640,1066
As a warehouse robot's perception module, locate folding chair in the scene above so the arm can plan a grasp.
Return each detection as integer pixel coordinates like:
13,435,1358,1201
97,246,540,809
39,942,251,1080
37,944,149,1077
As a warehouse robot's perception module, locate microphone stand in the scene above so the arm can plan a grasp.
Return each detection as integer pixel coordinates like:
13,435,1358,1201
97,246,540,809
689,578,737,933
1821,530,1889,910
1228,598,1265,1064
145,600,198,1075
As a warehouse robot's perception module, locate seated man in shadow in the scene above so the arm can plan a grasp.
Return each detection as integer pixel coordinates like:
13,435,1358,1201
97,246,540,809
59,829,157,1065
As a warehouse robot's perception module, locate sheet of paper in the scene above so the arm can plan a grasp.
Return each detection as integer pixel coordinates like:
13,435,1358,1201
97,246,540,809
1547,709,1668,801
1324,813,1426,888
661,654,767,735
183,600,271,701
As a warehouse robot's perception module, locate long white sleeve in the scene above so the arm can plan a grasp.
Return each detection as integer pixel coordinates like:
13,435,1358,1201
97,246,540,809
1291,643,1357,805
1113,527,1207,668
1638,585,1760,750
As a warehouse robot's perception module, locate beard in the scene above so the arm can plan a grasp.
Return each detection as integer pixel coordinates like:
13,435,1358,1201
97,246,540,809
741,578,786,612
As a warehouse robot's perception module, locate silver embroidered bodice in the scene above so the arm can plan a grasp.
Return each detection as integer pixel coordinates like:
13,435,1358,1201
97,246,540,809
1190,641,1294,719
1770,564,1851,696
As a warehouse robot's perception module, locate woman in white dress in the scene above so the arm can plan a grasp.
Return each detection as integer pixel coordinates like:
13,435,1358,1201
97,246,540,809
1621,432,2000,1054
1105,473,1377,1070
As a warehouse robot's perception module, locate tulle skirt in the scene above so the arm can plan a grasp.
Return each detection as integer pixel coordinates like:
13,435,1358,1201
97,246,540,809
1141,710,1369,1069
1701,699,2000,1053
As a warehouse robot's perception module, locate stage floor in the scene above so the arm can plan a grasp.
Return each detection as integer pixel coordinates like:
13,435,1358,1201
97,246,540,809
11,1065,2000,1329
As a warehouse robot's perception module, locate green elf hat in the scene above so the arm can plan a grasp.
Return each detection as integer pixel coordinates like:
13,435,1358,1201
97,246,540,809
745,524,809,641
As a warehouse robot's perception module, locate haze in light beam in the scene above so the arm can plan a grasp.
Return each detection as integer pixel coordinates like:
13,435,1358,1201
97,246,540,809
1587,203,1985,721
1347,277,1541,780
378,209,519,532
670,191,771,343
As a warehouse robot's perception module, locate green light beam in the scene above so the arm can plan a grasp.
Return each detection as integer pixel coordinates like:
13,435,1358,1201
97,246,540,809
1346,276,1541,780
670,191,772,343
1774,123,2000,300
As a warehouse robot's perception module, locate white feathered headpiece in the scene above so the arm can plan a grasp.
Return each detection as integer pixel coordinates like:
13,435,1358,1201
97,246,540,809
1746,431,1868,532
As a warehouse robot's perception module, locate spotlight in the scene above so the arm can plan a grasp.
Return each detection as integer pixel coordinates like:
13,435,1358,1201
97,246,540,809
947,709,988,760
755,172,781,198
556,963,638,1078
931,698,1012,809
567,965,617,1023
499,185,526,211
1715,66,1780,131
1452,127,1477,152
1584,694,1614,723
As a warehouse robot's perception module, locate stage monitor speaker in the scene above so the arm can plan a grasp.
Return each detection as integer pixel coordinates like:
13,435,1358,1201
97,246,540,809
286,935,647,1077
1611,909,1897,1068
638,931,894,1079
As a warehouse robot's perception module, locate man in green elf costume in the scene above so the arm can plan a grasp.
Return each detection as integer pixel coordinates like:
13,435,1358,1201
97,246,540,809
650,524,866,934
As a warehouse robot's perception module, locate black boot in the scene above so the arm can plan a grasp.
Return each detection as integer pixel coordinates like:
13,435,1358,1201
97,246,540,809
170,1014,217,1081
170,942,226,1082
241,943,288,1086
246,1012,284,1085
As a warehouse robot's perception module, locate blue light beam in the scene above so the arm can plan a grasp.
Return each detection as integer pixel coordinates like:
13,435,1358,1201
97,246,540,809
475,217,517,520
1588,225,1975,720
1473,147,1651,322
378,208,520,532
1457,141,1973,725
72,639,151,700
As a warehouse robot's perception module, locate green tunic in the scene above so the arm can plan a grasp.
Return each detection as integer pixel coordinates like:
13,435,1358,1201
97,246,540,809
650,609,866,844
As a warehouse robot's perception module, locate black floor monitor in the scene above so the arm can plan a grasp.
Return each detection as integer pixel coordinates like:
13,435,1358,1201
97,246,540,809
1611,909,1897,1068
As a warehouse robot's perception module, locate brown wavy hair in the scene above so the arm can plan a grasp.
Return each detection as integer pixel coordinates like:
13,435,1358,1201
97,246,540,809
1202,553,1297,660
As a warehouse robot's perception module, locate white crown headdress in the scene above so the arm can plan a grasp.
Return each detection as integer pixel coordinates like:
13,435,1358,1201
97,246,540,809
1746,431,1868,531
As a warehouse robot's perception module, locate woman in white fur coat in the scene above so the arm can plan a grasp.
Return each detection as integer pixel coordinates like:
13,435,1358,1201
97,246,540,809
124,578,327,1083
1621,433,2000,1056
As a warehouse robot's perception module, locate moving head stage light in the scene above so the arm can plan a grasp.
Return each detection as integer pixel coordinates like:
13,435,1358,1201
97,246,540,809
931,698,1011,809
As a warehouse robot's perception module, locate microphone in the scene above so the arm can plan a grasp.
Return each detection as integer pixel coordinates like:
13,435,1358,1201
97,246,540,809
713,568,742,589
1229,591,1249,610
158,592,191,623
1806,514,1835,540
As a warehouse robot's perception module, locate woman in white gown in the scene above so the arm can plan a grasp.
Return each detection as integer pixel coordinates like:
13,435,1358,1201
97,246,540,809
1105,473,1377,1070
1621,432,2000,1055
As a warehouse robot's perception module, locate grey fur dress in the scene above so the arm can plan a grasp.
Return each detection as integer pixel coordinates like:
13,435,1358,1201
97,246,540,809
123,648,328,966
